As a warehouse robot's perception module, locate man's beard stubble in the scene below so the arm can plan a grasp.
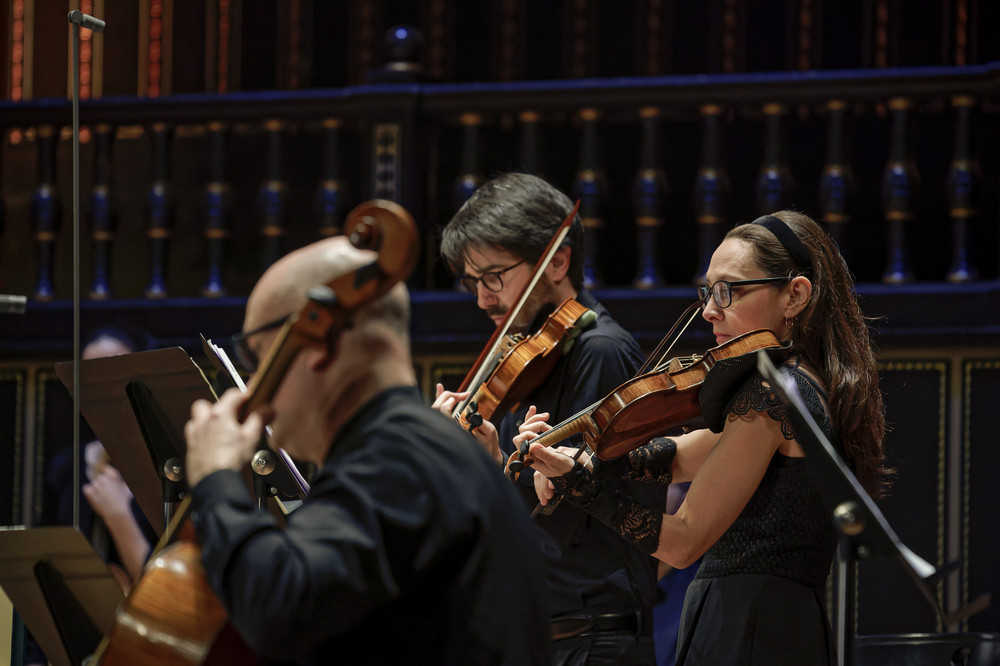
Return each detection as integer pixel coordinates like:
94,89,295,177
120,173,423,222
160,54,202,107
491,277,560,335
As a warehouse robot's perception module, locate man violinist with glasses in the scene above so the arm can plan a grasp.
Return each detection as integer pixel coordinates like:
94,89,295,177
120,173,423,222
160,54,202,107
432,173,659,665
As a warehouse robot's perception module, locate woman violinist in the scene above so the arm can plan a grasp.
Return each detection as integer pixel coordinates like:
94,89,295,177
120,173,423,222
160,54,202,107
517,211,889,665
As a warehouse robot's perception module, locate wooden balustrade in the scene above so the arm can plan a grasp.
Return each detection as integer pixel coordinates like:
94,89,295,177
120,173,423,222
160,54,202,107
145,123,172,298
0,65,997,302
573,108,605,289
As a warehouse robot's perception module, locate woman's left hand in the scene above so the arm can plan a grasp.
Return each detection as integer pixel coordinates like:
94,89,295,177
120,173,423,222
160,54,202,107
526,441,576,479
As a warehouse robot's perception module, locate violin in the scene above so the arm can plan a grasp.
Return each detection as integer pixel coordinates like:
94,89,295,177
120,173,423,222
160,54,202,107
451,202,594,431
455,298,595,431
505,329,789,479
91,200,419,666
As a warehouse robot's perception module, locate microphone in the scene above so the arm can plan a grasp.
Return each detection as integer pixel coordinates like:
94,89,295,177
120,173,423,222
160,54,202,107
0,295,27,314
67,10,105,33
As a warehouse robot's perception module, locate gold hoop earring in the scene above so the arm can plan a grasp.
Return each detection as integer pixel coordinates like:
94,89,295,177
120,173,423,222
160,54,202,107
784,316,796,331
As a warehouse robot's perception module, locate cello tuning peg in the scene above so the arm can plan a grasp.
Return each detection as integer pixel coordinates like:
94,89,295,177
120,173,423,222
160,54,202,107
307,285,338,309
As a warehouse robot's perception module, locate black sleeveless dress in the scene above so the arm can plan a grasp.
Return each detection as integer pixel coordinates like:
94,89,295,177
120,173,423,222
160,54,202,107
676,358,844,666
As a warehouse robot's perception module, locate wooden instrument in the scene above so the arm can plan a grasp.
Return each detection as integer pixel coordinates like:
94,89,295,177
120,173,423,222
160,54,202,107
450,202,588,430
505,329,788,478
92,200,419,665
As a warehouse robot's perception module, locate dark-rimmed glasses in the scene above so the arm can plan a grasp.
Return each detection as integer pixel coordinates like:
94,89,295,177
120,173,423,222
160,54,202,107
699,277,790,309
231,314,291,373
459,259,527,295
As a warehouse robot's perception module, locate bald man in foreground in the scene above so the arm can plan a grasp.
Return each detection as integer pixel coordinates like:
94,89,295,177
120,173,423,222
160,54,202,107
183,237,550,664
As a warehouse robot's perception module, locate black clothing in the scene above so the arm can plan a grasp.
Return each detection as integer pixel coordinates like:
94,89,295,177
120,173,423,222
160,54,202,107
495,289,657,664
677,361,839,666
191,386,550,665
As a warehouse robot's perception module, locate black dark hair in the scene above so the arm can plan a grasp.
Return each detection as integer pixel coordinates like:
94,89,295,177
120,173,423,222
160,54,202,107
727,211,889,497
440,173,585,290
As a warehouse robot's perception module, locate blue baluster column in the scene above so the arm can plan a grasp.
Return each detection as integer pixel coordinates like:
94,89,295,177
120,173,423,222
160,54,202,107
881,98,916,284
316,118,345,239
819,100,852,251
203,122,229,297
755,103,792,215
259,119,288,271
31,125,60,301
519,110,543,176
453,112,483,212
145,123,172,298
88,124,115,299
694,105,727,284
946,95,978,283
632,106,667,289
572,108,605,289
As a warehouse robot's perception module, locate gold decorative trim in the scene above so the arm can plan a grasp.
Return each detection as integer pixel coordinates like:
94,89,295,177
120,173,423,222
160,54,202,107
33,369,55,523
962,359,1000,630
879,359,949,629
460,112,482,126
0,371,25,524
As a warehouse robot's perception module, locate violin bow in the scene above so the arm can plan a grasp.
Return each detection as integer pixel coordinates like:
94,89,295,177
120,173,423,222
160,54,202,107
452,201,581,418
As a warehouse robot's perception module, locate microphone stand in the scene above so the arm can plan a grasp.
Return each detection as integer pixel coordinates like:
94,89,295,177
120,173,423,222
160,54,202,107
67,9,105,533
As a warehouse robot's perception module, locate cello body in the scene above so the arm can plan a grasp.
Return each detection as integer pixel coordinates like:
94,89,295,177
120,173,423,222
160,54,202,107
95,537,261,666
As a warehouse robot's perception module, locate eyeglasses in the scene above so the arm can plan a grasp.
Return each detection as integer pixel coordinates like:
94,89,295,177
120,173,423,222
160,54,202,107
230,314,291,373
459,259,527,295
698,277,790,309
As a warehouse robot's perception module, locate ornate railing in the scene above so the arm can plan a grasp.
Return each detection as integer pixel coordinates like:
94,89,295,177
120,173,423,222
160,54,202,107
0,63,999,355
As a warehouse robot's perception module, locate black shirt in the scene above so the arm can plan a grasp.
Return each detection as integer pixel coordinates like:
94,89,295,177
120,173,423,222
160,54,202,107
191,386,550,665
496,289,660,616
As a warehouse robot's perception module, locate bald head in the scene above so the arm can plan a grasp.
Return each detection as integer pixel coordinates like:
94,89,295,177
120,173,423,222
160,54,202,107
246,236,410,342
248,237,374,324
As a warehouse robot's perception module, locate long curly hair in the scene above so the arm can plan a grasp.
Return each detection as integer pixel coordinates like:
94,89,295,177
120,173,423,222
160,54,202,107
725,211,890,497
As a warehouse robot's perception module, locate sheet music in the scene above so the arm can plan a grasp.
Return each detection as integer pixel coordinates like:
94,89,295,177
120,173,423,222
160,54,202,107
203,337,308,511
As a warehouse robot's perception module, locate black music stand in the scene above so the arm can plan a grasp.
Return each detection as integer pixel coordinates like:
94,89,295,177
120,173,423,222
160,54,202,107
754,351,990,666
55,348,217,535
0,526,123,666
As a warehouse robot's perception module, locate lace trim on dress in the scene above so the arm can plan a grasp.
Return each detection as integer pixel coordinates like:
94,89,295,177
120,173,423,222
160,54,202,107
727,367,833,442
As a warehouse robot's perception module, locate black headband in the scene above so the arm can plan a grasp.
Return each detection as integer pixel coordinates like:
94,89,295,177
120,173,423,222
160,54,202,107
752,215,813,272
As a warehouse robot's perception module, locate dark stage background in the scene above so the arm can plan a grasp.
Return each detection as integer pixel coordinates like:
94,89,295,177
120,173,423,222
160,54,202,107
0,0,997,641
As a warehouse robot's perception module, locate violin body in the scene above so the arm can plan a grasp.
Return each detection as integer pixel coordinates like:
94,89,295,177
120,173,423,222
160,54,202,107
456,298,594,431
506,329,788,476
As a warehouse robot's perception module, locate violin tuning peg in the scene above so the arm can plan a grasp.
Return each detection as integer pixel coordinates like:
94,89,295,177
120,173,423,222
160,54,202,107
507,459,523,476
468,401,478,412
467,413,483,431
